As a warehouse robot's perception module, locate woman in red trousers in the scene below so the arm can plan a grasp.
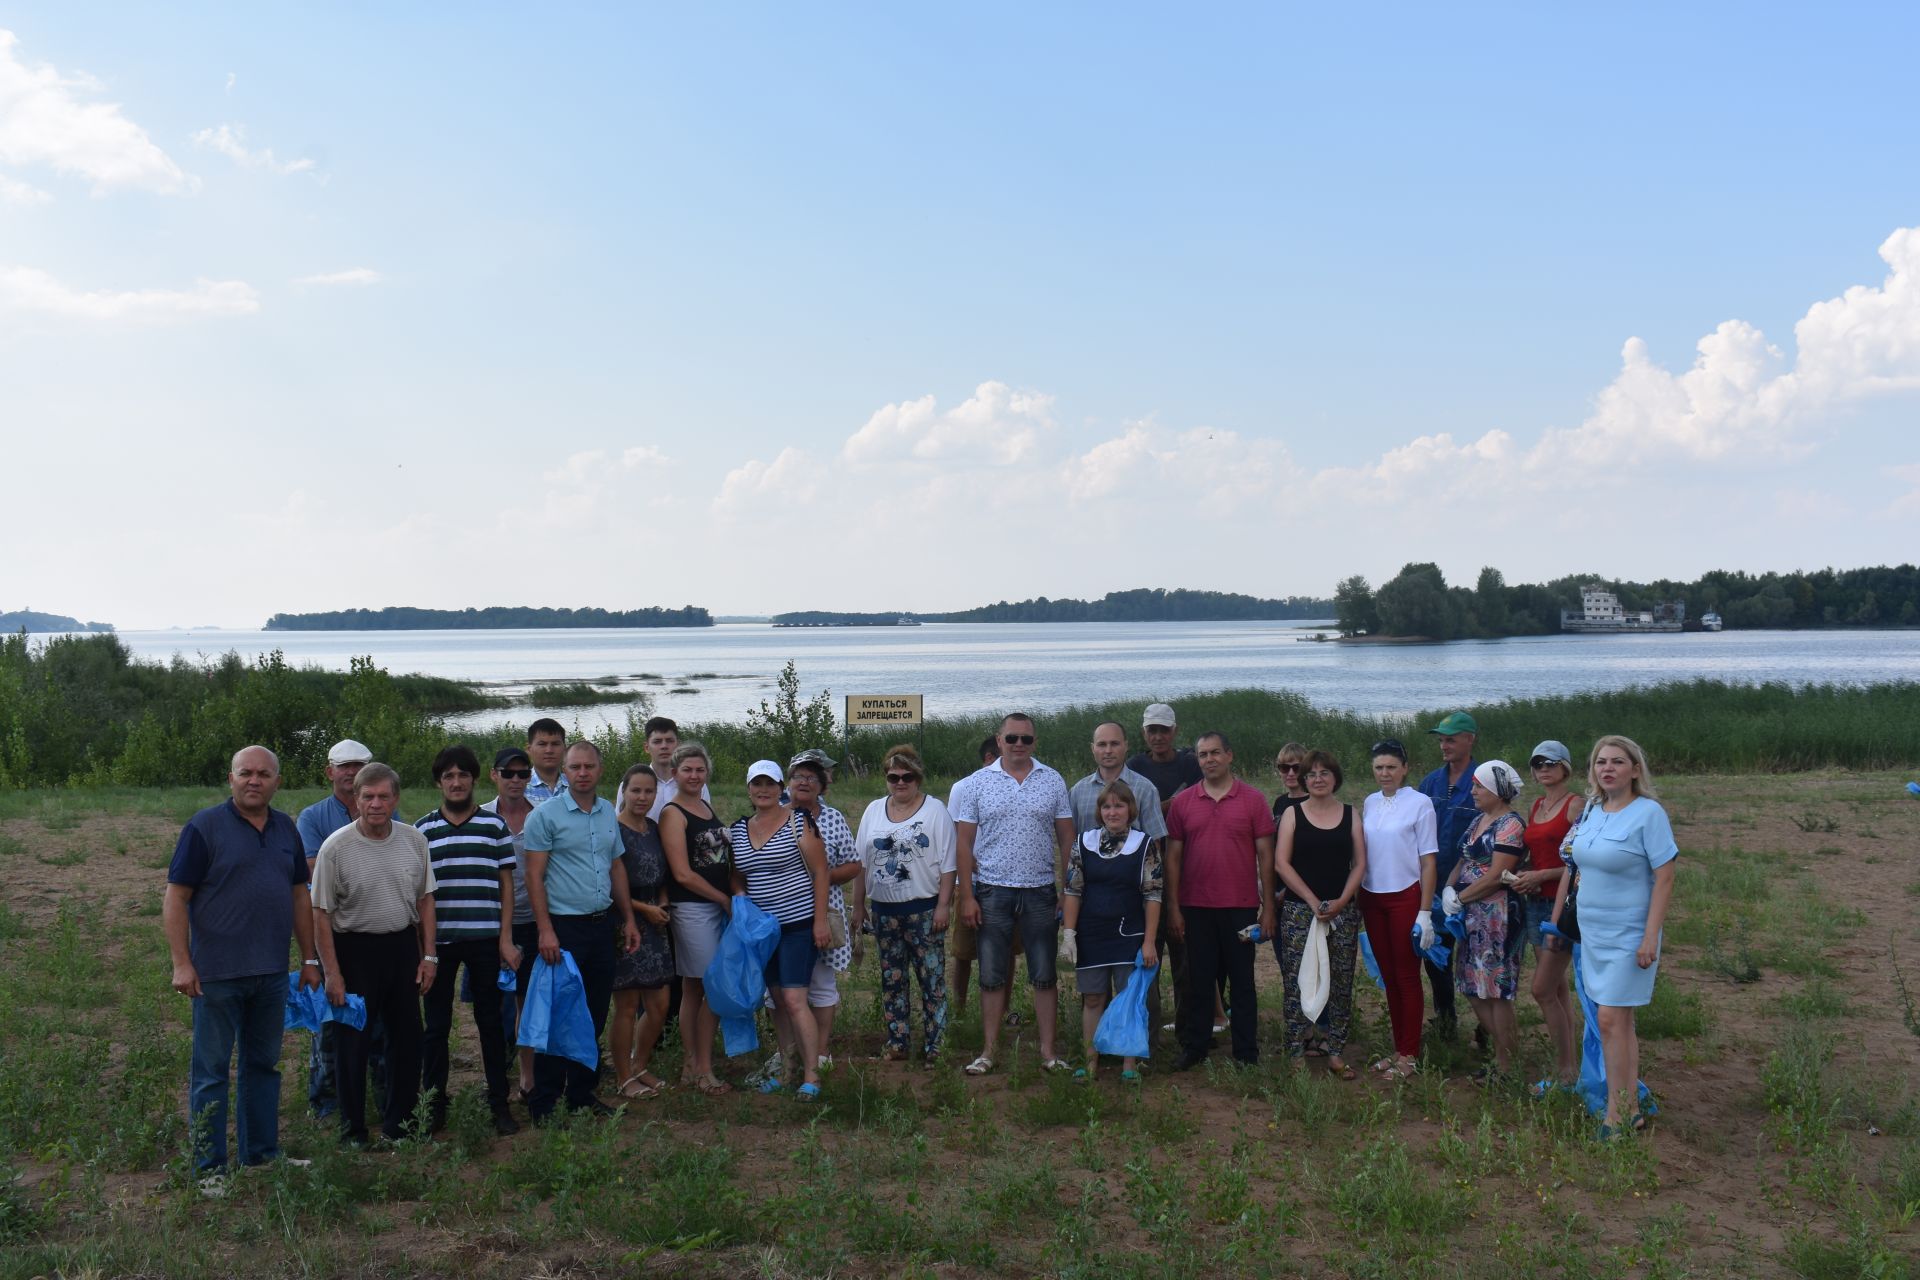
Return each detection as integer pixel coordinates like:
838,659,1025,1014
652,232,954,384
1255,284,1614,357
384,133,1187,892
1358,739,1439,1078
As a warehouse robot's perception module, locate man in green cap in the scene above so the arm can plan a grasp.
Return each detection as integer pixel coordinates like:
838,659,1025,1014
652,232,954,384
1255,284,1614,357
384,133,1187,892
1417,711,1479,1030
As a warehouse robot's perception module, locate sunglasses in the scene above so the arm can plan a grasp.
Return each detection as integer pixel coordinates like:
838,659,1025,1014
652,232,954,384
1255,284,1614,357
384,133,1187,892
1275,763,1301,772
1530,757,1563,770
1002,734,1035,746
1370,739,1407,759
885,772,919,785
495,768,531,780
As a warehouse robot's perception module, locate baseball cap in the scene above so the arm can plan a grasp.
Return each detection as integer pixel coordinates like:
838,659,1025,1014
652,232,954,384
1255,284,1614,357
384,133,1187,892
1529,740,1572,769
327,739,372,766
747,759,784,784
788,748,836,776
1142,702,1176,729
493,746,530,769
1427,712,1479,736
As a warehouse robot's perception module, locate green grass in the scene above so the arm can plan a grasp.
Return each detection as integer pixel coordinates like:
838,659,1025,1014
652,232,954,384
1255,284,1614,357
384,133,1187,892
526,682,649,707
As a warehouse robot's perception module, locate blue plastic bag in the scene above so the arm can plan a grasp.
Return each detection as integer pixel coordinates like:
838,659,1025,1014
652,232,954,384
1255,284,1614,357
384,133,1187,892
704,896,782,1058
1411,923,1451,969
1358,932,1386,992
1091,951,1158,1059
497,964,519,992
283,971,367,1031
516,952,600,1070
1569,942,1657,1118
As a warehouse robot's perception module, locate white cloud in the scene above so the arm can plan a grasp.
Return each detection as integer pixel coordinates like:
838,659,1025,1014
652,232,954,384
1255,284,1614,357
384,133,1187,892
842,380,1055,467
0,171,48,203
0,29,194,195
714,447,818,516
1064,422,1302,508
224,72,236,94
191,123,315,176
0,264,258,322
292,267,382,287
1531,225,1920,469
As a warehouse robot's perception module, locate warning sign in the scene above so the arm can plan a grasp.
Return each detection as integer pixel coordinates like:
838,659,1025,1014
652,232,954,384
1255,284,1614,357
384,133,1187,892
844,694,924,726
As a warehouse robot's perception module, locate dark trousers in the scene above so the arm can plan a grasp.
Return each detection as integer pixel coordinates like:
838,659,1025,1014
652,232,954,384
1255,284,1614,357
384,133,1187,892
530,911,615,1120
334,928,423,1143
422,936,510,1112
1180,905,1258,1063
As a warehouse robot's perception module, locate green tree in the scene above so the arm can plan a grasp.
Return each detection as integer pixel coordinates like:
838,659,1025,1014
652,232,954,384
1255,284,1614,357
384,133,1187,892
746,661,837,763
1374,563,1457,639
1333,576,1379,636
1474,566,1511,635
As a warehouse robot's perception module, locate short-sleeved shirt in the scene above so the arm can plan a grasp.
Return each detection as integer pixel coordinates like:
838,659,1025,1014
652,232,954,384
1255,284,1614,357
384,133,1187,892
950,758,1073,890
311,821,436,935
855,795,959,906
1361,790,1439,895
479,797,534,924
1069,768,1170,841
1418,760,1478,882
296,794,353,859
414,807,517,945
523,789,619,917
1125,750,1203,807
1165,779,1276,909
168,800,309,982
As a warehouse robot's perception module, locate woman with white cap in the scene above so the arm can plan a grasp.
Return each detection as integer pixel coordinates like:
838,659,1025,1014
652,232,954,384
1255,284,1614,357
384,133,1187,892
1441,759,1528,1080
728,759,831,1100
1518,740,1584,1091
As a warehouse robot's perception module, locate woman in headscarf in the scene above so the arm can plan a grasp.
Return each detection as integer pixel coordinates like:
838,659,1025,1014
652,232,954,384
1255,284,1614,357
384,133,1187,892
1442,759,1527,1081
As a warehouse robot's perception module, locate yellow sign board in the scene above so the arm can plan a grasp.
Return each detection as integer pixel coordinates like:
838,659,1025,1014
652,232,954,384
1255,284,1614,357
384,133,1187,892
845,694,924,726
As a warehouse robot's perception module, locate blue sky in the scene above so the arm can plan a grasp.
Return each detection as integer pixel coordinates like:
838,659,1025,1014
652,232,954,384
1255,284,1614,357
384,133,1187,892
4,5,1919,626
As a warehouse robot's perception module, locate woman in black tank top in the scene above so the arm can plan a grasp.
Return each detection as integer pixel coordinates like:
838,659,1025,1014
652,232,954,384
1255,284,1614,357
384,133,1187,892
1274,750,1369,1076
658,745,733,1093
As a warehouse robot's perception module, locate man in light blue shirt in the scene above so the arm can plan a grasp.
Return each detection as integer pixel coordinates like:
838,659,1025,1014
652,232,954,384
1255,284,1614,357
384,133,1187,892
296,737,370,1119
522,740,639,1121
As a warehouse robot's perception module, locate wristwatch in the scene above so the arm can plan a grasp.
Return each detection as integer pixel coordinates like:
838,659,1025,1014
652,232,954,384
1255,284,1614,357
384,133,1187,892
302,959,322,968
423,955,440,965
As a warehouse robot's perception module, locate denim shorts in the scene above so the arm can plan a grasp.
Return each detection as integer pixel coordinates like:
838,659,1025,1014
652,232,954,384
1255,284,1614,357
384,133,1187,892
1519,896,1570,955
765,924,819,990
975,883,1057,991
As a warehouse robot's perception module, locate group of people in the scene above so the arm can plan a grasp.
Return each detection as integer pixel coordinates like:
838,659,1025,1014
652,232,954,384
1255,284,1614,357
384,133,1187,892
167,703,1679,1179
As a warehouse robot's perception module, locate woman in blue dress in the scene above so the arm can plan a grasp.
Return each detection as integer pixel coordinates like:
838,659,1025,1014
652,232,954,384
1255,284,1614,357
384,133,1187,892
1060,781,1161,1083
1559,735,1678,1133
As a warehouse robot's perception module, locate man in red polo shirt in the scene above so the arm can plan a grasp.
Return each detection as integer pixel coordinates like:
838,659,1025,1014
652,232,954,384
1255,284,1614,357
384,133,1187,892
1164,731,1275,1068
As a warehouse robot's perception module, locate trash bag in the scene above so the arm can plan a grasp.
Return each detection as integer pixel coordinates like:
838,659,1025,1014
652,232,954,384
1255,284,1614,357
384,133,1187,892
516,952,600,1070
1411,923,1451,969
1091,951,1157,1059
283,971,367,1032
497,964,519,992
704,896,782,1058
1569,942,1657,1118
1299,915,1331,1022
1358,931,1386,992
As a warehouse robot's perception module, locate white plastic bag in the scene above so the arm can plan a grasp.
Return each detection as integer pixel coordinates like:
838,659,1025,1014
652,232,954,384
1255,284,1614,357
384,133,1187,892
1299,915,1331,1022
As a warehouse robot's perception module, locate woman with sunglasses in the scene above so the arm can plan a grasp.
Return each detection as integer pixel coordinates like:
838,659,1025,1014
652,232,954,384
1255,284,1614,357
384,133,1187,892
1358,738,1438,1078
853,745,957,1065
1443,760,1528,1081
1274,750,1368,1077
1517,741,1583,1092
1266,743,1310,970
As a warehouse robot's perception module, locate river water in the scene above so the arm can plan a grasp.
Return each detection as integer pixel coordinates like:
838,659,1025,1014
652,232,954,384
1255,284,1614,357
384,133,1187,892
97,622,1920,732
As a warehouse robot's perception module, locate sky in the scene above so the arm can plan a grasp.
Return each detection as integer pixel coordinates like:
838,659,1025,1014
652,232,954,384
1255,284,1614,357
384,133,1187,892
3,4,1919,628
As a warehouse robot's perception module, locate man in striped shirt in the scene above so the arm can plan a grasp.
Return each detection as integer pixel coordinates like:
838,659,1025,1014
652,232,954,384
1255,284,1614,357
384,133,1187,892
415,744,521,1135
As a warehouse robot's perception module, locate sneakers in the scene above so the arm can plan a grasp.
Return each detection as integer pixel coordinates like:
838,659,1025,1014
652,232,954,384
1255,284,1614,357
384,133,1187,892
196,1173,229,1199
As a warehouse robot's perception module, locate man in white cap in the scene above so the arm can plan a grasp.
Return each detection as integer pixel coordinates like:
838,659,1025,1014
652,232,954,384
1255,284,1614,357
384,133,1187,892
296,738,372,1120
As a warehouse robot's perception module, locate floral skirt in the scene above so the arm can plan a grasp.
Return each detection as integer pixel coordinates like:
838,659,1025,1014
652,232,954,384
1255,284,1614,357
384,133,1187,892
1452,865,1520,1001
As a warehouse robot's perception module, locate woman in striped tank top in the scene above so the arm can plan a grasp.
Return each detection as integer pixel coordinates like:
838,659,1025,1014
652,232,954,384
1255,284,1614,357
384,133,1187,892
729,760,831,1099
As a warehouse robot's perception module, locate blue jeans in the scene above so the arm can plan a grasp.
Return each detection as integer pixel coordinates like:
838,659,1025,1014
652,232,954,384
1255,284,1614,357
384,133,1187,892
190,972,287,1171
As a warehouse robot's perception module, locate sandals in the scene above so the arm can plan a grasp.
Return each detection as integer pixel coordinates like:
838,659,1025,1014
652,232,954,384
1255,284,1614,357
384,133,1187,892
694,1074,732,1096
795,1082,822,1103
1326,1058,1358,1081
1119,1069,1142,1084
963,1055,994,1076
618,1076,659,1100
1041,1058,1073,1073
1382,1060,1419,1081
1071,1068,1091,1085
873,1047,909,1063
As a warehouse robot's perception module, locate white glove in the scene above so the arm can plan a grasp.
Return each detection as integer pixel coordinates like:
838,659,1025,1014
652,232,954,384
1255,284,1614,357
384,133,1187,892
1441,887,1463,918
1415,916,1437,952
1058,928,1077,965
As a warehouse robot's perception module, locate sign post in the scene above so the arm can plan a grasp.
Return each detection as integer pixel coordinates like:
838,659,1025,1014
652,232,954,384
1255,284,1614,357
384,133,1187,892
843,695,925,775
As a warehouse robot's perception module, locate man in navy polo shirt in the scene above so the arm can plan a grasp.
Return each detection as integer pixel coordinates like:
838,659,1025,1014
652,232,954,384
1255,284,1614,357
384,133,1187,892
1418,711,1479,1032
165,745,320,1183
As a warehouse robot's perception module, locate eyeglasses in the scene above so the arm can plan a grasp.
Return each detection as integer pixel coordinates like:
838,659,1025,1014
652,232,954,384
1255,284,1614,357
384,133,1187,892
1002,735,1035,746
495,768,531,780
885,772,919,785
1370,739,1406,759
1530,757,1562,770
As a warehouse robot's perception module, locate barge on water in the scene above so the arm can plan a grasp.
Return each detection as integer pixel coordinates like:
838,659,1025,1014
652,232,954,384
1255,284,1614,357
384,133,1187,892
1560,585,1685,634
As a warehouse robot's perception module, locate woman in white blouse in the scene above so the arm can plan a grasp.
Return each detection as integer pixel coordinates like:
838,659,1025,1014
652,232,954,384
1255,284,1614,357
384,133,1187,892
1358,739,1439,1078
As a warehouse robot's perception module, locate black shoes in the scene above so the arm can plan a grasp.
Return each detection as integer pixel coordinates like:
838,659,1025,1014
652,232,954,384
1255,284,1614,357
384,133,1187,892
491,1105,520,1136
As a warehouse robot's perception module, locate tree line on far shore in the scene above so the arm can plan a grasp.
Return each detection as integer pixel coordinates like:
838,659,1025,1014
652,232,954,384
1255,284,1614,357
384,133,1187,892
1335,563,1920,640
263,605,713,630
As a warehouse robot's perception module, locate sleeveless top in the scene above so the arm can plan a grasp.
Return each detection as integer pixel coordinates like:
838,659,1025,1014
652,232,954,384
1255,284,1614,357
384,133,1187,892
1072,829,1156,970
665,800,731,904
1290,803,1355,902
729,810,815,926
1519,795,1575,895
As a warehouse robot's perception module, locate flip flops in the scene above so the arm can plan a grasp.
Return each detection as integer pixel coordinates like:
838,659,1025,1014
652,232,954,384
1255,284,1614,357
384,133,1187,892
963,1055,994,1076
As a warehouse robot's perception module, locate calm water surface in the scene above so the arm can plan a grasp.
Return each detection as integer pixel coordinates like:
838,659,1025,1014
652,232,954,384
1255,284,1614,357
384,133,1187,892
104,622,1920,732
